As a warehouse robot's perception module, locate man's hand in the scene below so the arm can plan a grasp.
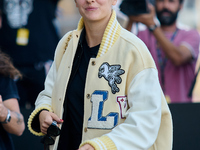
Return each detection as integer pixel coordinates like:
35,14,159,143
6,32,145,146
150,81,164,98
39,110,63,134
128,3,156,27
78,144,95,150
0,95,8,122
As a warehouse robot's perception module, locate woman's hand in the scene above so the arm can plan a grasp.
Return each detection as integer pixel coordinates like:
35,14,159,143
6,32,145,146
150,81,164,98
78,144,94,150
39,110,63,134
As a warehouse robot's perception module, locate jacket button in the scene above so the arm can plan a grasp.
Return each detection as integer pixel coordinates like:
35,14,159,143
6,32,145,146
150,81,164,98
84,127,87,132
92,61,96,66
86,94,90,99
59,98,61,101
76,35,78,38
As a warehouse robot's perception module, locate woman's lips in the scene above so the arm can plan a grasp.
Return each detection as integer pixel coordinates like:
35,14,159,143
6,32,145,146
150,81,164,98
85,7,98,11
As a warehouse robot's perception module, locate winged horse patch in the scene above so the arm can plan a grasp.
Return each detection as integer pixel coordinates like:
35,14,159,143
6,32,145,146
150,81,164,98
98,62,125,94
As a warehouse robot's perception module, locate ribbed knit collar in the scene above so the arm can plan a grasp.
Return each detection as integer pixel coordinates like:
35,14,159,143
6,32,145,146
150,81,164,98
77,10,122,58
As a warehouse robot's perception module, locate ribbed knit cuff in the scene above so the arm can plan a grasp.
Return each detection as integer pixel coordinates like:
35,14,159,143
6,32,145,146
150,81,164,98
80,135,117,150
27,105,52,136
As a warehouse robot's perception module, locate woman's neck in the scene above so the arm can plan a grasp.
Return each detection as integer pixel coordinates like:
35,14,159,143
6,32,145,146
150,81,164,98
85,24,105,47
84,14,112,48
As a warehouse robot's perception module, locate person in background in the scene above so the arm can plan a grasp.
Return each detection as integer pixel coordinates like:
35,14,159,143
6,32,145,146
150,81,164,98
0,5,25,150
0,51,25,150
0,0,60,109
126,0,200,103
28,0,172,150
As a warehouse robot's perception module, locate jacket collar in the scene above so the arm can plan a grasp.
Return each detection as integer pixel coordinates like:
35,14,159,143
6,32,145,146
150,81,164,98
76,10,122,58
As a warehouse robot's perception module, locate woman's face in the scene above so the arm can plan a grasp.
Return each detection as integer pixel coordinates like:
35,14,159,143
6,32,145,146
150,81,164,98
75,0,117,23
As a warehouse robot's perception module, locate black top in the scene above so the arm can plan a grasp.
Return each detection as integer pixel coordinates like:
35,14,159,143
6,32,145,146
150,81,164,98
0,0,59,66
0,74,20,150
0,75,20,101
57,29,100,150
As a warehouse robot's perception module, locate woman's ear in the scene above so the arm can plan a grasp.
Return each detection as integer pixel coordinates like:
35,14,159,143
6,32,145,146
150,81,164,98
112,0,117,6
74,0,77,7
75,0,78,7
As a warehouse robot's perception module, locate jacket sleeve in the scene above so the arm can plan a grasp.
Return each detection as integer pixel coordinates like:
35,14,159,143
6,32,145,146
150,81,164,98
27,61,57,136
27,31,73,136
80,68,162,150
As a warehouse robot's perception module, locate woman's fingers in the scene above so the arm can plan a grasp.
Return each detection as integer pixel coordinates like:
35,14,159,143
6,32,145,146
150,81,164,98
78,144,94,150
39,110,63,134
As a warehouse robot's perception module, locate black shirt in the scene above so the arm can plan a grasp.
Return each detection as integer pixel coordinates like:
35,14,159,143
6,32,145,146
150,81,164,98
0,75,20,101
0,75,20,150
57,29,100,150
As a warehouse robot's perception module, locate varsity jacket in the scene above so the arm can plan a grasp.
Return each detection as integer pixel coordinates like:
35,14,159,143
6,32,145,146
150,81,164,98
28,11,173,150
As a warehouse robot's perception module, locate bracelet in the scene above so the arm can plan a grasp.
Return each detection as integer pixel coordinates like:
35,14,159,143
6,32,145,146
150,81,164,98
148,24,158,32
1,109,11,124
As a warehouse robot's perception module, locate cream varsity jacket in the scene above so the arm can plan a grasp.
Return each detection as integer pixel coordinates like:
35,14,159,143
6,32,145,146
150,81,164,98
28,11,173,150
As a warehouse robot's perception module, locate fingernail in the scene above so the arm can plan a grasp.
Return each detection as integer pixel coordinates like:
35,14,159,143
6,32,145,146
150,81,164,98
60,119,63,122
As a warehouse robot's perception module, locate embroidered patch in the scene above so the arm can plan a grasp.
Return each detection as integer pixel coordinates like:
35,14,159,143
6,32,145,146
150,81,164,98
88,90,119,129
98,62,125,94
117,96,128,119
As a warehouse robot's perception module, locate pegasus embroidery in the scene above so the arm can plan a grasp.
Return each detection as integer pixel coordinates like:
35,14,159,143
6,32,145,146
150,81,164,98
98,62,125,94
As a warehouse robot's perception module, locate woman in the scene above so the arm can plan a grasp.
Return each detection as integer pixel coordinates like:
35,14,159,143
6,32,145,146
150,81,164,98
28,0,172,149
0,51,25,150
